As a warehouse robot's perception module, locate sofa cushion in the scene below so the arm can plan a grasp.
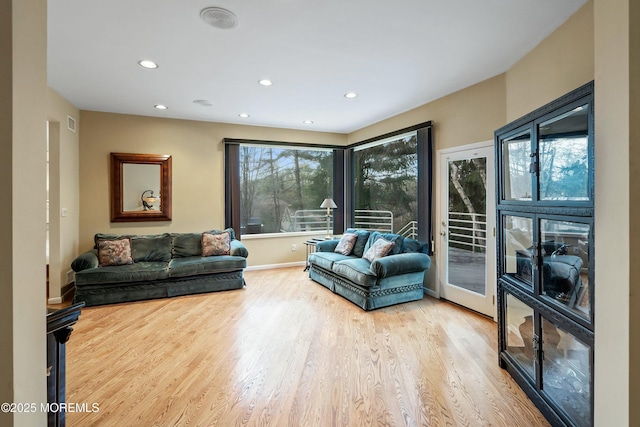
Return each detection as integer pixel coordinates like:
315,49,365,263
363,237,394,262
172,228,237,258
75,262,169,285
334,233,358,255
172,233,202,257
309,251,352,271
94,233,172,262
202,231,231,256
331,258,378,287
97,238,133,267
370,252,432,278
401,237,429,254
169,256,247,278
345,228,371,258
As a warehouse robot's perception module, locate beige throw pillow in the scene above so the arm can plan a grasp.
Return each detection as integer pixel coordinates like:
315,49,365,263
334,233,358,255
97,238,134,267
202,231,231,256
363,237,394,263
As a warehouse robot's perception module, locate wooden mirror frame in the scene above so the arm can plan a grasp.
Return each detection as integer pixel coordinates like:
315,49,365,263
110,153,172,222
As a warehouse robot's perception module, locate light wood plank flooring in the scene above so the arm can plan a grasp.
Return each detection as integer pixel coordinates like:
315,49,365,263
65,267,549,426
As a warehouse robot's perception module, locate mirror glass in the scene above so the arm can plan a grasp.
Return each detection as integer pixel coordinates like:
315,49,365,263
123,164,161,211
110,153,172,222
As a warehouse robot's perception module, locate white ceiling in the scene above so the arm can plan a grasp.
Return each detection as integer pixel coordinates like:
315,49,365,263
47,0,587,134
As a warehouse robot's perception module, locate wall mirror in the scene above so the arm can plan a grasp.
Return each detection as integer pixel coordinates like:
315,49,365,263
110,153,172,222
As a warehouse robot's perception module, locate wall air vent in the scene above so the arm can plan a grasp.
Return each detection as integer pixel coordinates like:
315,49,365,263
67,116,77,133
200,7,237,30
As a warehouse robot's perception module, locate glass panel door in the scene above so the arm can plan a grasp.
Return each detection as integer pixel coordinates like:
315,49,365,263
542,317,592,426
540,219,591,319
502,131,532,201
538,104,590,201
505,293,535,380
439,144,495,317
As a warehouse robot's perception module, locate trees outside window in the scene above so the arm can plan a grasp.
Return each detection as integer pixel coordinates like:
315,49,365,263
239,146,333,234
353,133,418,234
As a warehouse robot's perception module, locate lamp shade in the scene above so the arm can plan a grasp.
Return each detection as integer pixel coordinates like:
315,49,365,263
320,198,337,209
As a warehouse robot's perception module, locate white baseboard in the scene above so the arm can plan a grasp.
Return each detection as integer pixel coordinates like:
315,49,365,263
48,297,62,304
245,261,306,271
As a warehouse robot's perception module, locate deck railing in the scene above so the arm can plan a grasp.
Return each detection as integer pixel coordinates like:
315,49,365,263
354,210,393,233
291,209,395,233
448,212,487,252
397,220,418,239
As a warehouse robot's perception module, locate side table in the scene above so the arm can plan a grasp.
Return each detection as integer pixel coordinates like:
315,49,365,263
303,238,326,271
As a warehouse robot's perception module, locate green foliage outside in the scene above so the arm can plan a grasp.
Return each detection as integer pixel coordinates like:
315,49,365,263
240,147,332,233
354,135,418,232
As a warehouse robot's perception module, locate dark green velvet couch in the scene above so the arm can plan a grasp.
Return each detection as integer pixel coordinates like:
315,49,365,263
308,229,431,310
71,229,248,306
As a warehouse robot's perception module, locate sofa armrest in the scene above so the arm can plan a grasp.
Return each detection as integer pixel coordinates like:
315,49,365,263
370,253,431,278
230,240,249,258
316,239,339,252
71,250,99,272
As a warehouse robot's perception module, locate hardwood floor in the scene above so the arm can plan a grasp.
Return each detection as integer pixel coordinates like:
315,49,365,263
65,267,549,426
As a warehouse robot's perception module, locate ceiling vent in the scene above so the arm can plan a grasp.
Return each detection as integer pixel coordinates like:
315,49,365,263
200,7,237,30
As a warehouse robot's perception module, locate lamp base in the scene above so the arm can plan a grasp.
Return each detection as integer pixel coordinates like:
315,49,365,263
325,215,332,239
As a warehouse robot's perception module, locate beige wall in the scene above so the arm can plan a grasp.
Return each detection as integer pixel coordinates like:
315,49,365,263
47,88,80,302
1,0,48,425
348,74,507,149
593,0,636,424
506,1,594,121
78,111,346,266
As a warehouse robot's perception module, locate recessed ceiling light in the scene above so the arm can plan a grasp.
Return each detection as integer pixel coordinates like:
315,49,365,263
193,99,213,107
303,120,314,124
154,104,168,110
138,60,158,69
258,79,273,86
239,113,250,118
344,92,358,99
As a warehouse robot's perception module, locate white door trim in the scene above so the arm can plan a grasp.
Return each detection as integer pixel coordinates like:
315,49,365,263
434,140,496,320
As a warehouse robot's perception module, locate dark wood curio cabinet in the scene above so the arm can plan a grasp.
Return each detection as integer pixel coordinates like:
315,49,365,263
495,81,594,427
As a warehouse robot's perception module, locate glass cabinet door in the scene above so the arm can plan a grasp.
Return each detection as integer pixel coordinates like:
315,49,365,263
540,219,591,320
541,317,592,426
502,215,533,286
538,104,590,202
502,131,532,201
505,293,535,380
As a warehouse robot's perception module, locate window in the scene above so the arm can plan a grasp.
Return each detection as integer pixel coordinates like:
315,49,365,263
225,141,335,237
239,145,333,235
353,132,418,236
224,121,432,247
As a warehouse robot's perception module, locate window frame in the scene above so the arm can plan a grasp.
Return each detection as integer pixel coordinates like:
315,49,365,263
224,139,341,239
223,121,433,251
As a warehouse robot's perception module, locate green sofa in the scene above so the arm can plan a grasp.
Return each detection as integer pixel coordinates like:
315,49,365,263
71,229,248,306
308,228,431,310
